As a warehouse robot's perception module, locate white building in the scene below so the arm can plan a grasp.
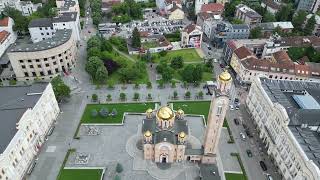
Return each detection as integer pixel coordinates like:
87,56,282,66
8,29,77,81
29,11,81,43
246,77,320,180
195,0,208,14
0,82,60,180
235,4,262,25
0,0,42,16
56,0,80,15
0,17,17,57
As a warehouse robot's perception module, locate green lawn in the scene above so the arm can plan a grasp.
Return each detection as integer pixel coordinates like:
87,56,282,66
171,101,211,121
171,70,213,83
81,103,156,123
225,173,246,180
58,169,103,180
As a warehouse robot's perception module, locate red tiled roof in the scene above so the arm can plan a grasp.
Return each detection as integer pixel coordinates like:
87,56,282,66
0,30,10,44
165,0,181,4
0,17,9,27
226,40,237,50
234,46,252,59
280,36,320,48
273,50,291,64
183,24,198,34
295,64,310,77
200,3,224,14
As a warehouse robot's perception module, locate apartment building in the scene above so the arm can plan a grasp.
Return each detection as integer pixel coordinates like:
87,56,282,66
306,14,320,36
261,0,281,14
246,77,320,180
8,29,77,81
29,11,80,43
0,83,59,180
296,0,320,13
0,0,42,16
257,22,294,38
235,4,262,25
181,23,203,48
56,0,80,15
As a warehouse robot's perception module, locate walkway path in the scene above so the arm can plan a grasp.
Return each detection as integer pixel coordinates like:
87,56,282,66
112,46,136,62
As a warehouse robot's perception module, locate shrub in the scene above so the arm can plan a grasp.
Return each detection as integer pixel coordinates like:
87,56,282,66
103,59,120,74
92,94,98,101
120,93,126,100
91,109,98,117
173,91,178,98
116,163,123,173
171,81,176,88
99,108,109,117
9,79,16,85
158,80,164,88
111,108,118,116
198,91,203,98
133,92,139,100
185,91,191,98
159,50,168,57
147,81,152,88
114,175,121,180
107,82,114,89
147,93,152,99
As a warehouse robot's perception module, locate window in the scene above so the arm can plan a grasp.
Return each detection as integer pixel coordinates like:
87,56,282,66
63,23,65,26
27,60,32,63
55,68,59,73
45,27,47,30
24,72,28,77
51,56,55,59
37,65,41,68
32,72,36,76
41,33,44,35
19,60,23,63
45,63,49,67
48,70,52,75
29,65,34,68
39,27,42,30
60,59,63,62
58,54,62,57
21,65,26,69
40,72,44,76
35,59,39,62
46,32,49,35
44,58,47,61
53,62,57,65
217,106,222,116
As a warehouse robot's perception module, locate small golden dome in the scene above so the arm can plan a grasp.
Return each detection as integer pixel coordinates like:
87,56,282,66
146,108,153,113
177,109,184,115
157,106,174,120
219,70,232,82
179,131,186,138
144,130,152,137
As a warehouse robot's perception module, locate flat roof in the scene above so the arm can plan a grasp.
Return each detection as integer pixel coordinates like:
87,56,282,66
0,83,48,153
9,29,72,52
52,12,77,23
292,94,320,109
29,18,53,28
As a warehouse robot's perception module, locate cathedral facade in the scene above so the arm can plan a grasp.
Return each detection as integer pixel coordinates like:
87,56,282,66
141,70,233,164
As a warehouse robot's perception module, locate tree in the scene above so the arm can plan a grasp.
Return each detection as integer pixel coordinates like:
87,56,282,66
3,7,29,33
114,175,121,180
92,94,98,101
51,76,71,101
292,10,307,32
181,65,195,83
198,91,203,98
107,94,112,101
185,91,191,98
101,39,113,52
133,92,140,100
116,163,123,173
192,64,203,82
147,81,152,88
87,36,102,49
161,67,174,82
132,27,141,48
263,12,276,22
304,15,316,35
95,66,108,83
111,108,118,116
147,93,152,99
231,18,244,24
159,50,168,57
85,56,104,78
170,56,184,69
249,27,263,39
88,47,102,58
173,91,178,98
120,93,126,100
223,1,241,21
276,4,293,21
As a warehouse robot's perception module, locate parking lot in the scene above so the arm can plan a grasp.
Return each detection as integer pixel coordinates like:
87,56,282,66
100,11,189,38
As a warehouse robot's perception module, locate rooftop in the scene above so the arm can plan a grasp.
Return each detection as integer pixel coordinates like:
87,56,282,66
29,18,53,28
200,3,224,13
183,24,201,34
0,17,9,27
52,12,78,23
9,29,72,52
0,30,10,44
236,4,262,18
0,83,48,153
258,22,294,31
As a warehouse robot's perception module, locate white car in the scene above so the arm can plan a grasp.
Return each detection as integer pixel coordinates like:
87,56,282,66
229,104,234,110
240,133,246,140
266,174,273,180
213,59,218,63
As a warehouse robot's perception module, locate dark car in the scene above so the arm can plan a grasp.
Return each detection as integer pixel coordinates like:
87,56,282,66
220,64,224,68
234,118,240,125
260,161,267,171
246,150,252,157
243,123,247,129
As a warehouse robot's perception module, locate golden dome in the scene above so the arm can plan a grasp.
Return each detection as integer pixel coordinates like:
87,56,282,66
219,70,232,82
157,106,174,120
177,109,184,115
179,131,186,138
144,130,152,137
146,108,153,113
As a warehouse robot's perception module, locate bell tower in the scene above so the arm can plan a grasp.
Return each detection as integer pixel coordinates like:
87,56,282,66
202,70,232,164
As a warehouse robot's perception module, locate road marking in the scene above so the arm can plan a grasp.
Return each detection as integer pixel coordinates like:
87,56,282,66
46,146,56,152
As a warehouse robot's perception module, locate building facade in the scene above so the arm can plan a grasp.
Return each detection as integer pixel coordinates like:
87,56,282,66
181,24,203,48
235,4,262,25
296,0,320,13
246,77,320,180
29,12,81,43
0,83,60,180
0,0,41,16
8,29,77,81
261,0,281,14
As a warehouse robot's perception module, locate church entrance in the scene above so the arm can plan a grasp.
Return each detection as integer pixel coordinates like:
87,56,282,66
162,157,167,163
160,154,168,163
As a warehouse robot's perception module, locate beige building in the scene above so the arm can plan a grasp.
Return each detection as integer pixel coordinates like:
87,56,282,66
168,6,184,20
142,71,232,164
181,24,203,48
246,77,320,180
8,29,77,81
235,4,262,25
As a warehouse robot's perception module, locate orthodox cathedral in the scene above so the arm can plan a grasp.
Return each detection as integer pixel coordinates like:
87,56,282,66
141,70,233,164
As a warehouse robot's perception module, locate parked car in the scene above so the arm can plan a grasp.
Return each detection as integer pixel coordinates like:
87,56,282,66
234,118,239,125
243,123,247,129
246,150,252,157
229,104,234,110
260,161,267,171
235,105,240,110
220,64,224,68
234,98,240,104
207,46,212,50
240,132,246,140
